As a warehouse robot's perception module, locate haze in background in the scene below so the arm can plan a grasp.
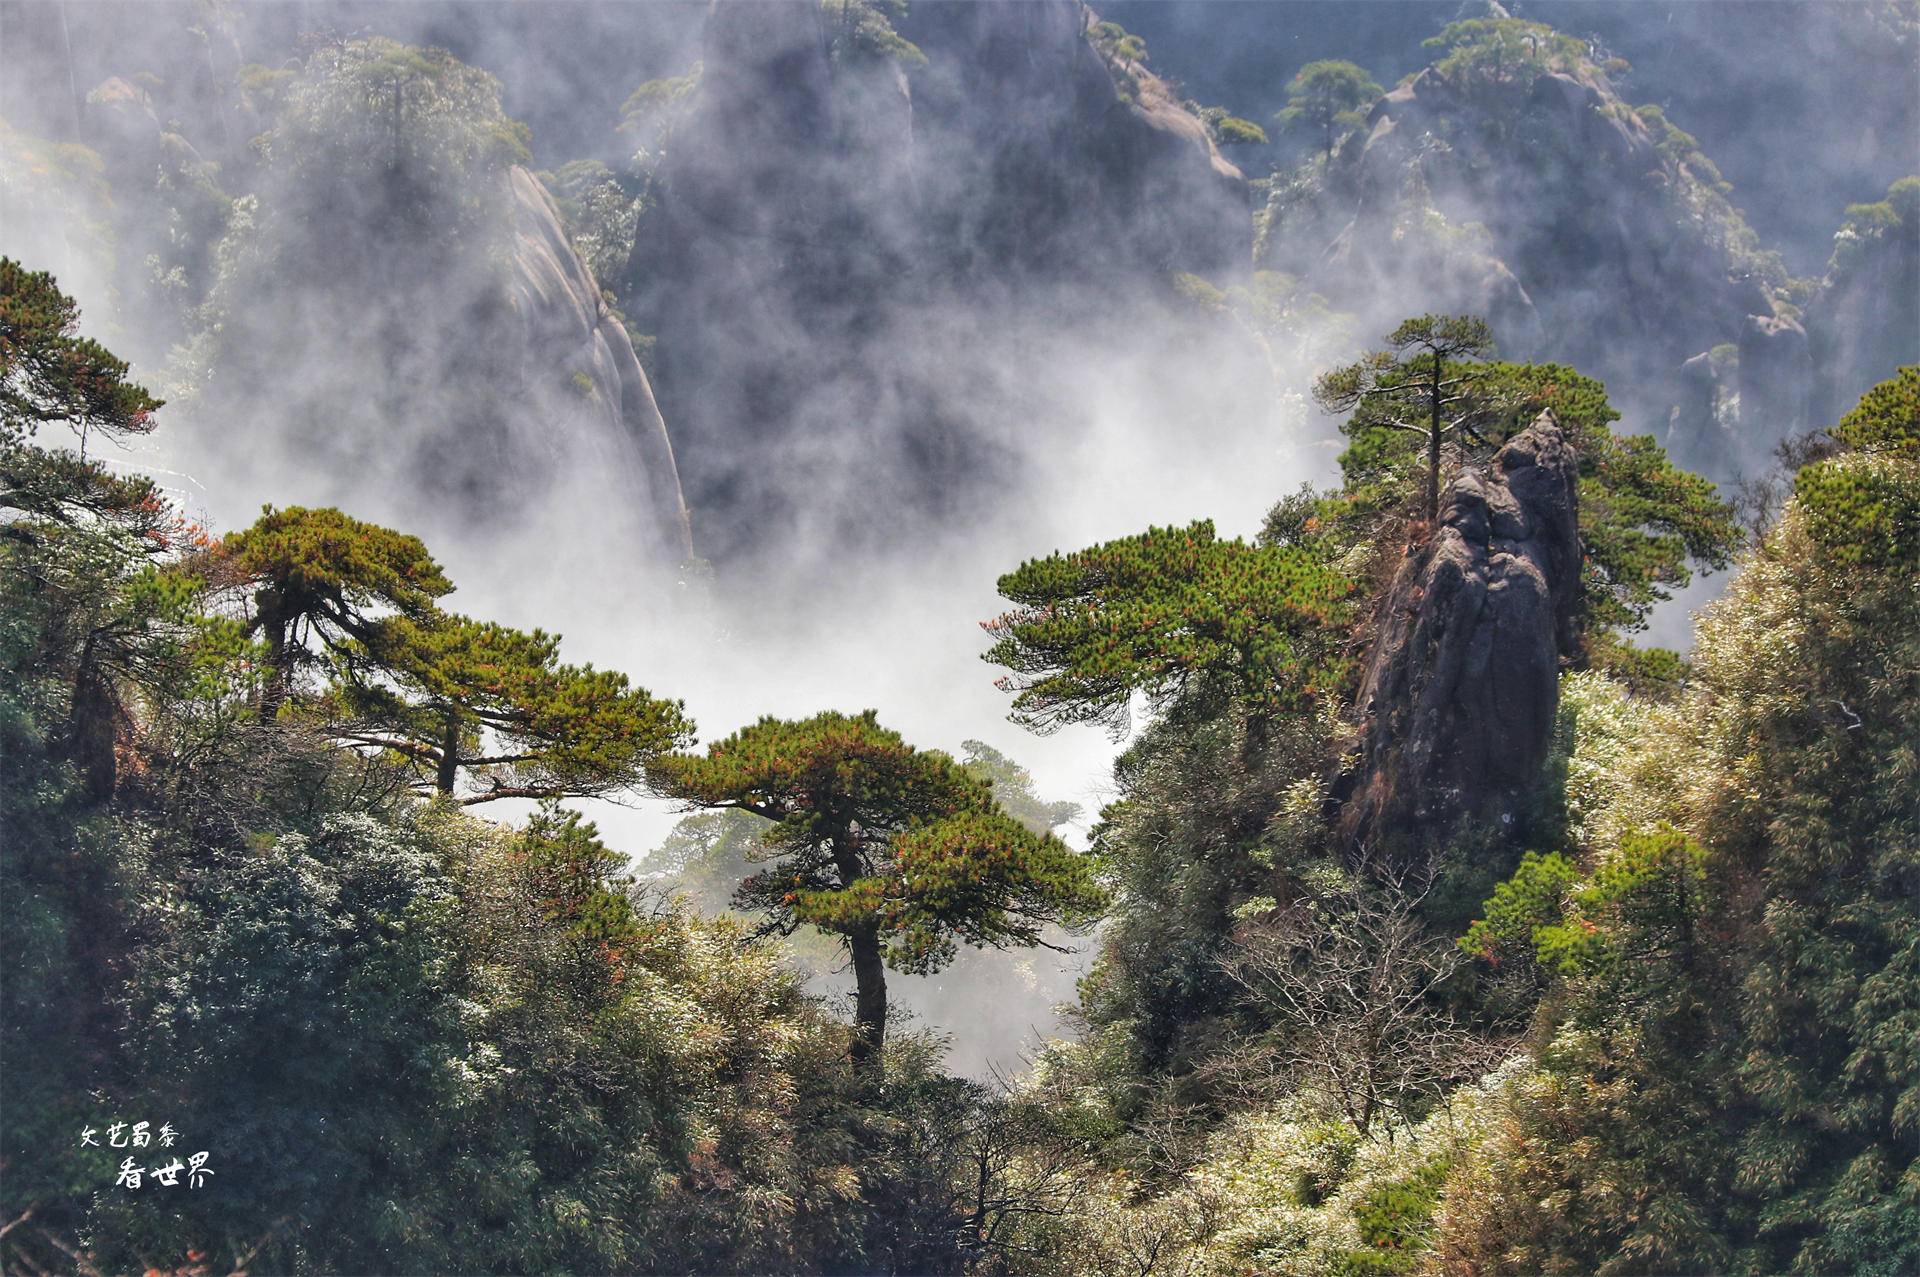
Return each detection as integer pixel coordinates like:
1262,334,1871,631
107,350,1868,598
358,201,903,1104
3,0,1913,1075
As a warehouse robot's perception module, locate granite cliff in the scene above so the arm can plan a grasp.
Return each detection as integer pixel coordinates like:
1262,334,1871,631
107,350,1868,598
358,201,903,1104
507,166,692,560
1342,410,1583,853
625,0,1253,560
1252,21,1911,485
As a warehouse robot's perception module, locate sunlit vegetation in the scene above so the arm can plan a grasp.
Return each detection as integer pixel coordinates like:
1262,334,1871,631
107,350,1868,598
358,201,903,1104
969,311,1906,1272
9,255,1912,1270
2,0,1915,1266
2,265,1110,1275
1275,59,1384,160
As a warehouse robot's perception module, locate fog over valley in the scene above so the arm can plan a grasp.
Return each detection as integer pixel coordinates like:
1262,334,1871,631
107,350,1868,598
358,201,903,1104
3,2,1916,1272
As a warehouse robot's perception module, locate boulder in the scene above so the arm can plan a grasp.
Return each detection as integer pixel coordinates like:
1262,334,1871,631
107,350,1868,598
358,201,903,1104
1342,410,1582,855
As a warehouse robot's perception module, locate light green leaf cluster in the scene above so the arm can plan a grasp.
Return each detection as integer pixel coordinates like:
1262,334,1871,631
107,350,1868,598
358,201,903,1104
1436,389,1920,1271
1034,1071,1524,1277
1555,669,1645,844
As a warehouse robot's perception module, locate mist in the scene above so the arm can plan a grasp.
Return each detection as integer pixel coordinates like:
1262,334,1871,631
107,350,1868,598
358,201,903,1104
4,0,1914,1078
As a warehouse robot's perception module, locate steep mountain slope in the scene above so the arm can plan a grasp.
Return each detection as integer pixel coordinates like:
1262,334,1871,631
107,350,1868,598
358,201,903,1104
623,0,1255,561
172,40,691,563
1257,18,1812,478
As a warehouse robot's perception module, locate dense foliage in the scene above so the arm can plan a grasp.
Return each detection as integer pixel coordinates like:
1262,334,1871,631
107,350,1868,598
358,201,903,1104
973,313,1909,1269
1432,388,1919,1274
1794,365,1920,571
0,449,1034,1274
982,521,1353,738
3,0,1915,1256
0,258,163,448
2,272,1078,1274
1013,369,1915,1276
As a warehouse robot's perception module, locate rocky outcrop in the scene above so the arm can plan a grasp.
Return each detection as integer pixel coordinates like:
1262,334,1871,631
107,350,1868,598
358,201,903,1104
194,156,693,567
82,76,164,167
1665,347,1737,479
1805,179,1920,427
1262,52,1801,470
1343,411,1582,854
902,0,1249,278
506,167,691,560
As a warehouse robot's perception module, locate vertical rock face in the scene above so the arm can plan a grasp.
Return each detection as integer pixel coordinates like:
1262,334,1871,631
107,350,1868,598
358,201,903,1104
1737,313,1815,449
627,0,1252,561
902,0,1249,279
1260,55,1820,480
1666,348,1735,478
506,167,691,561
1343,411,1582,854
198,160,693,568
1805,189,1920,427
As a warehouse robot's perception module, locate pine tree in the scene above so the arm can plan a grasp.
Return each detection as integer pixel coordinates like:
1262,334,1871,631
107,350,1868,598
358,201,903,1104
214,505,452,716
1,257,163,451
1275,60,1384,160
982,520,1352,740
336,611,694,803
649,711,1104,1067
215,505,692,802
1317,328,1740,652
1313,314,1497,522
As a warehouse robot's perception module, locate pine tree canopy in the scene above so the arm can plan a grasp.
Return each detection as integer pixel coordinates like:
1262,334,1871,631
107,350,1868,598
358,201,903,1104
337,611,695,803
218,505,452,650
649,710,1103,1062
982,520,1353,737
213,505,690,801
1795,366,1920,571
1275,60,1384,158
1314,314,1497,520
0,258,164,448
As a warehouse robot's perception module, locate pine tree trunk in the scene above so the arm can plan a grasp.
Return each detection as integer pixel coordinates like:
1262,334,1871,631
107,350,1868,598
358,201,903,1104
68,636,118,804
1428,357,1444,521
259,618,291,722
437,710,460,795
848,928,888,1070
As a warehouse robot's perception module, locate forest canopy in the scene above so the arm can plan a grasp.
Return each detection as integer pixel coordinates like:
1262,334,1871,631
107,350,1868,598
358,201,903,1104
2,0,1916,1267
